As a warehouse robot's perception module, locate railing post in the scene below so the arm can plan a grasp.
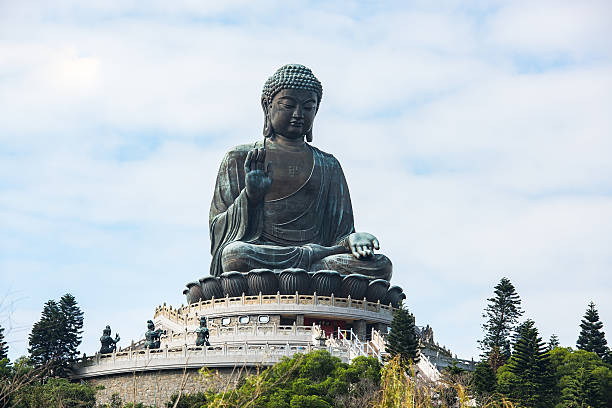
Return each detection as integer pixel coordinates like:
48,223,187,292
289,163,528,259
313,291,318,305
331,293,335,307
295,291,299,305
259,292,262,304
277,291,281,304
363,297,367,311
348,295,352,308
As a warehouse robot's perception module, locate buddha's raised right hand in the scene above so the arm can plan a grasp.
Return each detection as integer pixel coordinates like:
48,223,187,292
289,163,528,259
244,147,273,204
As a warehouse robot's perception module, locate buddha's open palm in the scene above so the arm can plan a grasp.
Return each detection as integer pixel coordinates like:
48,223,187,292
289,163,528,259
244,147,273,203
348,232,380,259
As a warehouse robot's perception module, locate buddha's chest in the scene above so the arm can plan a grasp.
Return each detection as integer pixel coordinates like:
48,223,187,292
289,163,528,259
264,147,314,201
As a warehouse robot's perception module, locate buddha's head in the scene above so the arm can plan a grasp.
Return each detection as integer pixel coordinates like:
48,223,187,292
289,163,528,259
147,320,155,330
262,64,323,142
199,316,207,327
103,325,111,336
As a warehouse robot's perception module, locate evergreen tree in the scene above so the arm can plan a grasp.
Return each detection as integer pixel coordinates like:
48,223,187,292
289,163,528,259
385,304,419,366
471,361,496,402
28,294,84,377
577,301,610,360
0,324,8,361
28,300,64,372
478,277,523,372
560,366,604,408
58,293,83,365
548,333,560,350
504,319,555,408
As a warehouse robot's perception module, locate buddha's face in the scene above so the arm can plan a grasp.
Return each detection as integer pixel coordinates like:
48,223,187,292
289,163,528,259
269,88,318,140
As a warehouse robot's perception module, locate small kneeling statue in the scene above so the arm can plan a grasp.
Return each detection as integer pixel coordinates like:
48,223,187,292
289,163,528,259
209,64,392,280
99,325,120,354
195,316,210,347
144,320,165,349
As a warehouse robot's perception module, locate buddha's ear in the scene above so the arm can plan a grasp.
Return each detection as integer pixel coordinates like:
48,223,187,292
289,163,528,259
305,128,313,142
261,97,273,137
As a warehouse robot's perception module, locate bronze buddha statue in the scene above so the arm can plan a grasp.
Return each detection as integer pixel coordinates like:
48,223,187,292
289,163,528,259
209,64,392,281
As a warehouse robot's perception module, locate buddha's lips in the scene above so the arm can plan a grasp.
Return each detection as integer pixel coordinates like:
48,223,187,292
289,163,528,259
290,121,304,127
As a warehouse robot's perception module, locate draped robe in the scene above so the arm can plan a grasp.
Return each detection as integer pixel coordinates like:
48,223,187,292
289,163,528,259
209,140,391,280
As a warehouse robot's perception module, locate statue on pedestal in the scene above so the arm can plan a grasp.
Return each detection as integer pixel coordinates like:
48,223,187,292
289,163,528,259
195,316,210,347
144,320,164,349
209,64,392,280
99,325,120,354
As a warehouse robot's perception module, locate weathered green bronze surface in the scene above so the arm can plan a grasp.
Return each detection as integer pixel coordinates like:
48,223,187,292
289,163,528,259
209,64,392,280
99,325,120,354
144,320,164,349
195,317,210,347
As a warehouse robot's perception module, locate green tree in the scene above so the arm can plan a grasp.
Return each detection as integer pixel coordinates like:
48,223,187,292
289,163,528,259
471,361,496,402
500,320,555,408
166,391,207,408
550,347,612,408
28,294,84,377
28,300,63,370
577,301,610,360
560,366,603,408
385,304,419,366
12,377,96,408
0,325,7,361
58,294,83,367
548,334,560,350
202,350,381,407
479,277,524,373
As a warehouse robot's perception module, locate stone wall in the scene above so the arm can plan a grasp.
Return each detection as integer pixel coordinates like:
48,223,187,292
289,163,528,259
88,366,250,407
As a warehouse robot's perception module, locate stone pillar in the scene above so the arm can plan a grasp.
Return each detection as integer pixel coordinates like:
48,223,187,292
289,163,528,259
354,319,367,341
375,322,388,335
296,314,304,326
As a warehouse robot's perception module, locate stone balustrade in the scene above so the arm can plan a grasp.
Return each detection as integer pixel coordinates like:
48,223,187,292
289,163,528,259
73,342,350,379
155,292,395,329
157,324,317,349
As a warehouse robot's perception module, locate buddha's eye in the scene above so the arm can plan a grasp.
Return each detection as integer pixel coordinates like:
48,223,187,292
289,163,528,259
280,103,295,109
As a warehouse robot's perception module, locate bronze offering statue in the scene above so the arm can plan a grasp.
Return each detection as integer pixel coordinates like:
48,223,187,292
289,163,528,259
144,320,164,349
195,316,210,347
209,64,392,280
99,325,120,354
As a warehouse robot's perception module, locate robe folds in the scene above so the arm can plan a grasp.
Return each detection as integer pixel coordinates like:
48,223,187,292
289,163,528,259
209,140,355,277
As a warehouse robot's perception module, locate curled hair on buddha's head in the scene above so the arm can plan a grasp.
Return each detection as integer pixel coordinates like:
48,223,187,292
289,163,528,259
261,64,323,142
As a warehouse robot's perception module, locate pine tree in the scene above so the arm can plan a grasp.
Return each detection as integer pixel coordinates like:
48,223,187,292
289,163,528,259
0,324,8,361
577,301,609,360
472,361,496,402
29,300,64,371
478,277,524,372
548,333,560,350
58,293,83,365
504,319,555,408
385,304,419,367
561,366,604,408
28,294,84,377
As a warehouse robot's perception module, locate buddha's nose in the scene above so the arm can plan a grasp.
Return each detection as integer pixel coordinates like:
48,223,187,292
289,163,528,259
292,106,303,118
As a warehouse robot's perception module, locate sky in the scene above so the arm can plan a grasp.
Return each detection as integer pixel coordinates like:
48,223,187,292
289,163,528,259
1,0,611,362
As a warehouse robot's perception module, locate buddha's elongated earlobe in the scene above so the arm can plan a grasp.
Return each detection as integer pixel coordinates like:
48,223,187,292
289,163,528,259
261,97,273,138
306,128,313,142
